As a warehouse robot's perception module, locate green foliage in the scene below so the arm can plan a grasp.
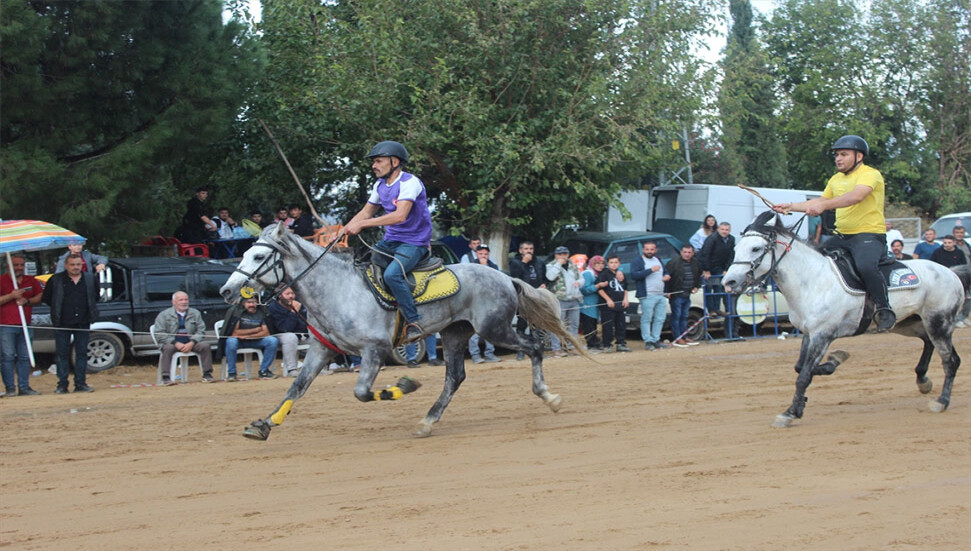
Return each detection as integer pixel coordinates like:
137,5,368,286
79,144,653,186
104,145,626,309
248,0,716,251
0,0,263,245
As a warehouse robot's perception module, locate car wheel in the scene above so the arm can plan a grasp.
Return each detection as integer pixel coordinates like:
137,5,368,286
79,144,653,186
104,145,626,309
686,311,708,341
86,332,125,372
390,338,426,366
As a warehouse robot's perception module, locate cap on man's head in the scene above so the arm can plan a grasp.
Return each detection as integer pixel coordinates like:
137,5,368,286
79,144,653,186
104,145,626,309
476,244,490,251
554,246,570,254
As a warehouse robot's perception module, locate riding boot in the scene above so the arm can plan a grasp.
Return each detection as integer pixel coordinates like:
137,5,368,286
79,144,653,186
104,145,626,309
874,308,896,332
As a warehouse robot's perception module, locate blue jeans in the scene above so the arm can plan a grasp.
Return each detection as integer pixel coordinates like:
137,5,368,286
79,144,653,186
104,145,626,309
638,294,667,344
406,334,438,361
54,326,89,388
225,336,278,373
550,299,581,351
468,334,495,358
704,273,730,313
669,295,691,340
373,240,428,323
1,325,33,391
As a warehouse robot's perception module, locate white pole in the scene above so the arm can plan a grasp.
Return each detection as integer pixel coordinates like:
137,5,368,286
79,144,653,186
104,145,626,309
5,252,36,368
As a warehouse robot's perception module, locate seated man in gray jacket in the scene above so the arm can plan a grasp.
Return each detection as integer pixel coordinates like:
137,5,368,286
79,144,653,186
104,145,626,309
154,291,214,384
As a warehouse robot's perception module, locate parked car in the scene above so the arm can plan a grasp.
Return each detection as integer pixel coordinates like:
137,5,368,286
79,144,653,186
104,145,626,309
31,257,238,372
929,212,971,242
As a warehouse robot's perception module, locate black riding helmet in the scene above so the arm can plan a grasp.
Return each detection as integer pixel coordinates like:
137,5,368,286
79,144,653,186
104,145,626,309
366,141,409,164
831,135,869,156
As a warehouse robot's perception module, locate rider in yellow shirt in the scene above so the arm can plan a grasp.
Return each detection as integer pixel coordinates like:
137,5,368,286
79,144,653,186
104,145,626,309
773,135,895,332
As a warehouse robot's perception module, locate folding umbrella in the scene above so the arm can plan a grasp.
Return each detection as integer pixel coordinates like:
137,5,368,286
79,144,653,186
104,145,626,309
0,220,87,367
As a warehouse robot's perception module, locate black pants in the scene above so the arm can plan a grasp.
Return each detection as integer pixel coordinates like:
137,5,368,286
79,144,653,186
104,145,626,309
579,313,600,348
823,232,890,308
599,305,626,347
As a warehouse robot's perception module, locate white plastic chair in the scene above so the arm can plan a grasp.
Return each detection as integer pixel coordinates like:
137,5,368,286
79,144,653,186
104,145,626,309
150,324,201,384
214,320,264,380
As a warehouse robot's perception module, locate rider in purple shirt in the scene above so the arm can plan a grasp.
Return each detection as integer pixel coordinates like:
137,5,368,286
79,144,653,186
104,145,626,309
342,141,433,342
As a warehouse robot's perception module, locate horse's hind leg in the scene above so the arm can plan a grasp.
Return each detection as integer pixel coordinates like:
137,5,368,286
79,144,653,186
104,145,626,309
774,334,831,428
914,337,936,394
415,323,474,437
483,319,562,412
243,346,334,441
926,319,960,412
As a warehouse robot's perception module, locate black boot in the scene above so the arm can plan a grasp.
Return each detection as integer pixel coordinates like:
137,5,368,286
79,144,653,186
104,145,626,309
874,308,896,332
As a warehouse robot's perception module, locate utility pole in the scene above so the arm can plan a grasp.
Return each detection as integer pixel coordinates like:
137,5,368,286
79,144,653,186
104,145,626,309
657,125,694,186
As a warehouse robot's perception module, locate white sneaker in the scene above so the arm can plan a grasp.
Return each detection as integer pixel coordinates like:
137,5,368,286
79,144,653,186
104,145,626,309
955,320,967,328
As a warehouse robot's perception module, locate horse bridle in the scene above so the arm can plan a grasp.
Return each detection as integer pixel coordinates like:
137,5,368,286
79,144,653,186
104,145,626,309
730,229,797,292
232,241,289,295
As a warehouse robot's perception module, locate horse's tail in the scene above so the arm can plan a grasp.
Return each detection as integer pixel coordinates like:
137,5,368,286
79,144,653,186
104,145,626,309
951,264,971,297
511,278,591,360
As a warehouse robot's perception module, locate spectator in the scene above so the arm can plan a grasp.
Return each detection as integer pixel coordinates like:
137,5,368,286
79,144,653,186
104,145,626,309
508,240,546,359
468,245,501,363
250,211,268,228
816,209,837,244
42,254,98,394
459,237,482,264
884,221,904,253
546,245,583,357
596,254,630,353
666,244,702,347
55,243,107,274
274,207,289,225
213,206,237,239
929,235,967,268
179,187,216,244
952,226,970,264
267,287,310,377
912,229,940,260
405,335,443,368
218,297,280,380
700,222,736,317
890,239,912,260
154,291,214,384
689,214,717,251
1,253,43,396
631,241,670,350
579,255,606,352
287,204,315,238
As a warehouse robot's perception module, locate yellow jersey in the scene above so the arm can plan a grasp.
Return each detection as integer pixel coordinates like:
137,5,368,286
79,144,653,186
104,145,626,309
822,164,886,235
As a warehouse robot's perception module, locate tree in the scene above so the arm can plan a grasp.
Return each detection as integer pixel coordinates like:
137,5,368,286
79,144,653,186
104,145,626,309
248,0,716,264
718,0,787,188
0,0,263,248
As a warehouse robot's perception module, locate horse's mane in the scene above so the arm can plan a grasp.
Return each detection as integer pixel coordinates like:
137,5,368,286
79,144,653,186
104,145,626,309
743,211,824,253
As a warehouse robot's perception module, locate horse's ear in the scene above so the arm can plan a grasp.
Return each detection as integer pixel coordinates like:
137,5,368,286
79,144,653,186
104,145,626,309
269,221,294,252
745,210,776,233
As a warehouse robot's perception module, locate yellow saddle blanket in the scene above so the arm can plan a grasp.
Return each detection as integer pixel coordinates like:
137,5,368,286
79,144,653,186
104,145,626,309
364,265,460,310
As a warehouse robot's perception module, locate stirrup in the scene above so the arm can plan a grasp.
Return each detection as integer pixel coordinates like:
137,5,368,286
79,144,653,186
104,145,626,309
874,308,896,333
403,322,424,343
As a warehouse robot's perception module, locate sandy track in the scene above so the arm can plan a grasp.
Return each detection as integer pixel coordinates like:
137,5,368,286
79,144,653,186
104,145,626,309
2,331,969,550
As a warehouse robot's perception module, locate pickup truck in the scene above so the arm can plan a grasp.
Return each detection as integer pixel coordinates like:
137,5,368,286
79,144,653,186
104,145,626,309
31,257,238,372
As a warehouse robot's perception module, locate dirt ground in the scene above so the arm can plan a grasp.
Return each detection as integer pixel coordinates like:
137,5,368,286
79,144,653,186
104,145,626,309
2,330,969,550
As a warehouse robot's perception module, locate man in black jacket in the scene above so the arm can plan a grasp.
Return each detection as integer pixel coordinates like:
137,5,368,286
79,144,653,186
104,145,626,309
42,254,99,393
700,222,735,317
508,240,547,358
665,244,702,346
267,287,309,377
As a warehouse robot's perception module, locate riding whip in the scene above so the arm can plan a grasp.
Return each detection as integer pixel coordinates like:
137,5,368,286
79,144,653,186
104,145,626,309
738,184,788,213
258,118,327,227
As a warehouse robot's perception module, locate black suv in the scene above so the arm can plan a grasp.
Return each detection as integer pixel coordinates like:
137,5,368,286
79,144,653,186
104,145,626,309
32,257,238,372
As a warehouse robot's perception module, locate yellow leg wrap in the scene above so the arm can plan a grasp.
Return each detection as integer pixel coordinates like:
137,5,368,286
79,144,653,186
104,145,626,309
372,387,404,401
270,399,294,425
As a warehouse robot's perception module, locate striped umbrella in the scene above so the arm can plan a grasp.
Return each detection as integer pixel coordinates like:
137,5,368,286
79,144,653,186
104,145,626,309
0,219,86,253
0,220,85,369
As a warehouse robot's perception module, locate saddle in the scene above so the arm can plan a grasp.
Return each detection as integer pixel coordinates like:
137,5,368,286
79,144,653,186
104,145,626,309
362,255,460,311
824,249,920,335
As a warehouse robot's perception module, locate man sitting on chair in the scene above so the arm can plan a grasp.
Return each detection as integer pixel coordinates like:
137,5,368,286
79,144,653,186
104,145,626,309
267,287,309,377
154,291,214,384
341,140,433,343
220,297,279,380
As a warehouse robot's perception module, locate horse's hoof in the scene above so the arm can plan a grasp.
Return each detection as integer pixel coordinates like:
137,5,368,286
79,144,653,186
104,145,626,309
397,376,422,395
828,350,849,365
242,420,271,441
772,413,795,428
546,394,563,413
928,399,947,413
917,378,933,394
414,422,433,438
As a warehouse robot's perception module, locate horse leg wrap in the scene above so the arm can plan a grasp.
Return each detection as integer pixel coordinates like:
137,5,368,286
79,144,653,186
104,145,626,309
270,399,294,425
372,377,422,401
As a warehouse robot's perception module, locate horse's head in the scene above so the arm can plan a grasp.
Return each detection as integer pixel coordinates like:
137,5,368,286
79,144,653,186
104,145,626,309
722,211,791,295
220,223,295,304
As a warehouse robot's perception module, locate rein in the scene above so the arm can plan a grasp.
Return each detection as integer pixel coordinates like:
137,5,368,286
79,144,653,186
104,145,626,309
232,234,341,303
731,215,806,291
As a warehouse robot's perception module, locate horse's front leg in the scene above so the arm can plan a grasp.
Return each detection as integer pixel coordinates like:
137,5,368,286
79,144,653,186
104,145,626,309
774,334,831,428
352,347,422,403
243,345,334,440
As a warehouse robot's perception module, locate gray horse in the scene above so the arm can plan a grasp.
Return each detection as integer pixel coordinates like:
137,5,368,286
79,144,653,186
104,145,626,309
219,222,584,438
722,212,968,428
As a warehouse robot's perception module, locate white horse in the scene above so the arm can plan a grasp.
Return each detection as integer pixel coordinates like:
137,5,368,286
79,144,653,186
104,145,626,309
722,212,967,428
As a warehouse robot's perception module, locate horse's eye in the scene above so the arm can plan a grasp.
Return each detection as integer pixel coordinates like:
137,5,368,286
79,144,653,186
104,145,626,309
254,254,265,261
752,247,761,253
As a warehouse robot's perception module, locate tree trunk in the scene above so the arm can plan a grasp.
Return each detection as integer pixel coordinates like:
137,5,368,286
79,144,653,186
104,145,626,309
485,195,513,272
